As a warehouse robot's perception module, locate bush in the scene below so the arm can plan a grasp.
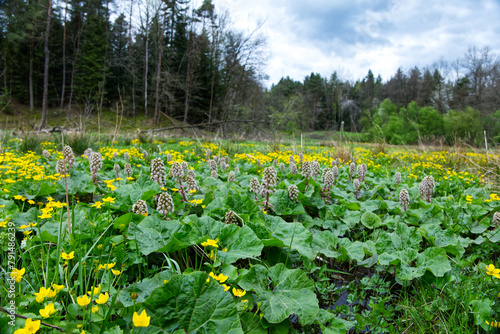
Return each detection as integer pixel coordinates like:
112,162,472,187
444,108,482,144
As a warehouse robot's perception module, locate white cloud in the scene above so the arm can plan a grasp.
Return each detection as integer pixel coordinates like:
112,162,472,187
198,0,500,86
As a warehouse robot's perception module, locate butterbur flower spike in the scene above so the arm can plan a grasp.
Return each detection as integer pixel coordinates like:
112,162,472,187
395,172,401,186
150,158,166,186
289,162,298,175
63,145,75,168
399,188,410,212
132,199,148,216
157,193,174,217
288,184,299,202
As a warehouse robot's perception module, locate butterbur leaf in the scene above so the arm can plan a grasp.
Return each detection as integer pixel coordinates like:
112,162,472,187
269,190,306,215
360,211,382,229
119,270,175,307
416,247,451,277
262,215,315,260
217,225,264,264
238,264,319,325
144,272,243,333
128,217,191,255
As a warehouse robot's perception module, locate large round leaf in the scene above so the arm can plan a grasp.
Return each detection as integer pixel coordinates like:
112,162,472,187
144,271,243,333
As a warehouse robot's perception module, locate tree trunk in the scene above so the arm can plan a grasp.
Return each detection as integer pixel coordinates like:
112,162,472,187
129,0,135,116
60,0,68,110
183,33,192,123
154,12,165,125
29,39,34,111
40,0,52,129
144,36,148,117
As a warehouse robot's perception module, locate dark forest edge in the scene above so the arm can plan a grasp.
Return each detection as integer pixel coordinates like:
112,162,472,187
1,1,499,146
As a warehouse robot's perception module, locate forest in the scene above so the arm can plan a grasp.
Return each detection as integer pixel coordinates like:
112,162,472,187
1,0,499,145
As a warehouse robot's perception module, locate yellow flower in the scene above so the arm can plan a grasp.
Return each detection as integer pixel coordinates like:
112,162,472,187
39,303,57,318
10,268,25,283
222,247,228,252
95,292,109,304
106,184,117,191
486,264,500,278
222,284,230,292
34,287,50,303
38,212,52,219
111,269,122,276
77,294,91,307
28,200,35,205
61,251,75,260
133,309,151,327
201,238,219,248
20,318,41,334
208,272,229,283
232,288,246,298
47,288,57,298
209,249,216,260
486,320,500,327
98,263,116,270
91,201,103,209
13,329,28,334
0,221,6,228
88,284,102,295
102,196,115,203
51,283,65,293
92,305,99,314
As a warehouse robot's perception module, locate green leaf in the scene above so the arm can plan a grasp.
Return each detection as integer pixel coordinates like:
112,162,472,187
360,199,387,212
263,215,315,260
311,230,339,258
128,216,191,255
240,312,267,334
416,247,451,277
119,270,175,307
360,211,381,229
471,299,493,331
57,170,96,195
238,264,319,325
342,210,360,228
217,225,264,264
269,190,306,215
113,213,145,231
188,215,225,244
144,271,244,333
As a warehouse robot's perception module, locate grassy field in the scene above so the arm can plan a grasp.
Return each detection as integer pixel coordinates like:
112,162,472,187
1,133,500,333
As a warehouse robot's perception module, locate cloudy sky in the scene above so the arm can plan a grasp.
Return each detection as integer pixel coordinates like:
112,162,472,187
197,0,500,86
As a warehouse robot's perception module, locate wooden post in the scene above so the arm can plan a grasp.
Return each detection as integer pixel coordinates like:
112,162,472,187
484,131,489,164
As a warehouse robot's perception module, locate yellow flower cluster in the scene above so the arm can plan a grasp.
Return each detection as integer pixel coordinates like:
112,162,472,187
13,318,40,334
485,264,500,279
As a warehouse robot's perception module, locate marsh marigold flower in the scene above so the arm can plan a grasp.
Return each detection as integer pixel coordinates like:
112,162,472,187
95,292,109,304
77,294,91,307
10,267,25,283
201,238,219,248
39,303,57,318
34,287,50,303
15,318,40,334
133,309,151,327
232,288,246,298
486,264,500,278
61,251,75,260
